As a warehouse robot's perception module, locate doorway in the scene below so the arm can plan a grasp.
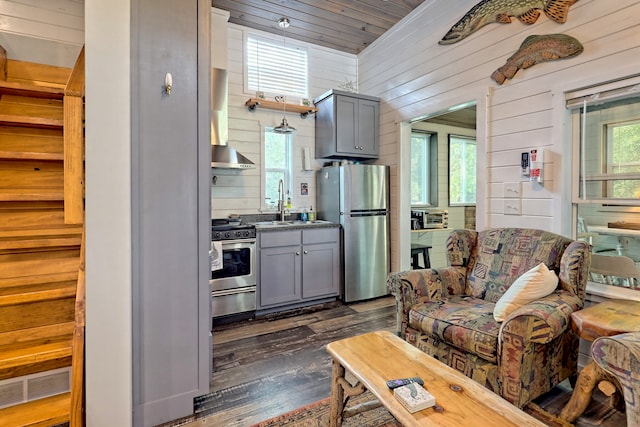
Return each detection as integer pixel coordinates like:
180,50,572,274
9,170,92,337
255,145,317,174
407,103,477,268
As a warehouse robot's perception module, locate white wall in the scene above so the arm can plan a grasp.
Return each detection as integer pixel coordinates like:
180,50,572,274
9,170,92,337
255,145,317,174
211,23,357,218
0,0,83,66
0,0,132,424
358,0,640,272
85,1,132,426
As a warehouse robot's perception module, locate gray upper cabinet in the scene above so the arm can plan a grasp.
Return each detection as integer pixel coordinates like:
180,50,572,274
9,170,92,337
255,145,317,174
314,89,380,159
131,0,211,426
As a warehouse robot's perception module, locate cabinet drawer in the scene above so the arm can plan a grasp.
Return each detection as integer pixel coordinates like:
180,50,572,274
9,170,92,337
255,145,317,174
303,227,339,244
260,230,301,248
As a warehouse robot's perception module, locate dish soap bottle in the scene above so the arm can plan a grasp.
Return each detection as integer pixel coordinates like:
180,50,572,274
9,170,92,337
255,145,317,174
300,208,308,222
286,191,292,209
308,206,316,221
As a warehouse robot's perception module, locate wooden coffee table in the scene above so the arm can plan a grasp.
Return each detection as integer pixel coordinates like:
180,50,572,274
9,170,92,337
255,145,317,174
326,330,546,427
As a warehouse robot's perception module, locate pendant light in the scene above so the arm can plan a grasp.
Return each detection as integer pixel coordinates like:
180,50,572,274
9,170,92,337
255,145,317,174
274,17,296,134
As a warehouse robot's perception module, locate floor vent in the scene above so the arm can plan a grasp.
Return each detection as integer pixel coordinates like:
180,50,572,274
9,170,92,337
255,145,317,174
0,368,70,409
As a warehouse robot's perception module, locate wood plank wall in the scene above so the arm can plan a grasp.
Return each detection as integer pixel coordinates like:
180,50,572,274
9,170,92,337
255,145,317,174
358,0,640,272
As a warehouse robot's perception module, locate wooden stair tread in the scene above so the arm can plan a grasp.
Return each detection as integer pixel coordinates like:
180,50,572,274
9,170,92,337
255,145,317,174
0,260,77,285
0,95,63,118
0,282,77,307
0,323,75,347
0,272,78,290
0,150,63,161
0,188,64,201
0,392,70,427
0,224,83,237
7,59,71,88
0,80,65,99
0,338,72,370
0,225,83,250
0,126,64,161
0,114,64,128
0,236,82,252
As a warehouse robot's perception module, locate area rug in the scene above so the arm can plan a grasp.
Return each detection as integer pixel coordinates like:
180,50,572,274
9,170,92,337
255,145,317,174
248,391,401,427
248,391,575,427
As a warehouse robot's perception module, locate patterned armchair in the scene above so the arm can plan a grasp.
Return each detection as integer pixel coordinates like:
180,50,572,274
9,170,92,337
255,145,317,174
387,228,591,408
591,332,640,427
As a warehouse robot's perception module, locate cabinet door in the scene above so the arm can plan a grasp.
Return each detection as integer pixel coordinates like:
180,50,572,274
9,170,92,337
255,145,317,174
335,95,358,154
358,98,380,157
259,246,301,307
302,242,340,299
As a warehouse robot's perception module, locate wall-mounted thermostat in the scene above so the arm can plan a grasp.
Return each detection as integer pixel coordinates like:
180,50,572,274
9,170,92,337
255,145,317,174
521,152,530,177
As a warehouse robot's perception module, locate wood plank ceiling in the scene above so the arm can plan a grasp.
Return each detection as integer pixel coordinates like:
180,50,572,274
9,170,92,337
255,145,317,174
211,0,426,54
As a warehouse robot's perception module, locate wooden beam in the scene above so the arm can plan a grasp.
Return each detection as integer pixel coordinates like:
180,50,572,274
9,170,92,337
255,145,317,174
63,95,84,225
70,230,85,427
65,46,85,97
0,45,6,81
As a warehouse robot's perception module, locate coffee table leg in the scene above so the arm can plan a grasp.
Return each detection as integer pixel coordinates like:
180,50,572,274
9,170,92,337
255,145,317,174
330,359,346,427
559,361,609,422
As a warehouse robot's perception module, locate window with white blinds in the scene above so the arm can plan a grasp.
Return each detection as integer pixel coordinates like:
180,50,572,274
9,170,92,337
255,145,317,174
246,35,308,99
568,77,640,292
567,78,640,203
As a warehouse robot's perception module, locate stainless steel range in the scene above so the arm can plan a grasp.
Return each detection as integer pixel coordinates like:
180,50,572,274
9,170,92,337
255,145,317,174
210,219,256,318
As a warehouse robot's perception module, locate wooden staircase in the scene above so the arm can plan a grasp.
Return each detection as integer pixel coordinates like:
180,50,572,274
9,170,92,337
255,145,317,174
0,45,85,426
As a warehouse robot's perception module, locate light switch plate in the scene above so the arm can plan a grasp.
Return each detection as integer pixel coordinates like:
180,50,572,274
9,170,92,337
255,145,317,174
504,182,521,198
504,200,521,215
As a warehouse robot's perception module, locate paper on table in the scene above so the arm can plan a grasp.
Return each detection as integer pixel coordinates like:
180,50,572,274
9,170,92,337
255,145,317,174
211,241,223,271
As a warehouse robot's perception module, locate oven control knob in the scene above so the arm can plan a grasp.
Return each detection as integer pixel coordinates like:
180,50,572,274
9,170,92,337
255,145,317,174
213,232,220,239
243,230,250,237
224,231,231,239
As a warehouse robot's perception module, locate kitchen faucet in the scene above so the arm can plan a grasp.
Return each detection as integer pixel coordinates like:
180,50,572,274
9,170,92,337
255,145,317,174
277,179,286,221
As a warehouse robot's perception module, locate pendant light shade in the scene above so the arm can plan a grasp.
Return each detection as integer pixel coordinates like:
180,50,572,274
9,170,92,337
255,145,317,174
273,17,297,134
274,95,297,134
274,116,296,134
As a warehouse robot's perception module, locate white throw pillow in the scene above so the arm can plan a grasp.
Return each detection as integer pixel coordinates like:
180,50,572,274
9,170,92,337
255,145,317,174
493,263,558,322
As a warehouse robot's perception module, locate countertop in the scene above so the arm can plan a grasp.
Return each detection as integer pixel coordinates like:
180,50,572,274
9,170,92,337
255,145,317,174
252,220,339,232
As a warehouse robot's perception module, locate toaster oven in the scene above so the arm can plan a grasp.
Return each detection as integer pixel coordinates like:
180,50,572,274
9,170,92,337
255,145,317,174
411,209,448,229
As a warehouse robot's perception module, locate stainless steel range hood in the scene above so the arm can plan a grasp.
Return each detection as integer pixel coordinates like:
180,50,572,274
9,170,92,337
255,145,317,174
211,68,255,169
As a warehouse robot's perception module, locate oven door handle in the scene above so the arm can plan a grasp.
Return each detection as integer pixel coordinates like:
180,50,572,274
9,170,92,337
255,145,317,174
210,286,256,297
213,238,256,245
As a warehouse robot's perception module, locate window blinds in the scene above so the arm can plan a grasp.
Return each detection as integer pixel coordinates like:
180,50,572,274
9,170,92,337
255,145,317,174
566,75,640,109
247,36,308,98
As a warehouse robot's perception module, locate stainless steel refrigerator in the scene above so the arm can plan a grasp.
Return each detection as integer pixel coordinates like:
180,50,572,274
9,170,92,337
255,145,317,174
316,164,390,302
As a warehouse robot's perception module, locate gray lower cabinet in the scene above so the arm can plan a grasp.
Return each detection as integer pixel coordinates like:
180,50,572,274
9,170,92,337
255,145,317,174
258,227,340,312
314,89,380,159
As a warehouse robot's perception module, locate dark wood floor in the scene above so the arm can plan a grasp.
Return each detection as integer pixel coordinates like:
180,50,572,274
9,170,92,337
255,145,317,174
186,297,626,427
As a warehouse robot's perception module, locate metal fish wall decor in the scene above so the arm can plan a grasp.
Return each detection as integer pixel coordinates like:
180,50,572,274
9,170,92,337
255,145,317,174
491,34,583,84
439,0,579,45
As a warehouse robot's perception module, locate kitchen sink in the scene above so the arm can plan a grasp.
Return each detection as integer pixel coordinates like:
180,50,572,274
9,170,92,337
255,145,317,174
252,221,290,225
253,220,332,226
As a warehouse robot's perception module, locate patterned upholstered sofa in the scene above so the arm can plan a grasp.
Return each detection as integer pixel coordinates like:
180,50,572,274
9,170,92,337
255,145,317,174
387,228,591,408
591,332,640,427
